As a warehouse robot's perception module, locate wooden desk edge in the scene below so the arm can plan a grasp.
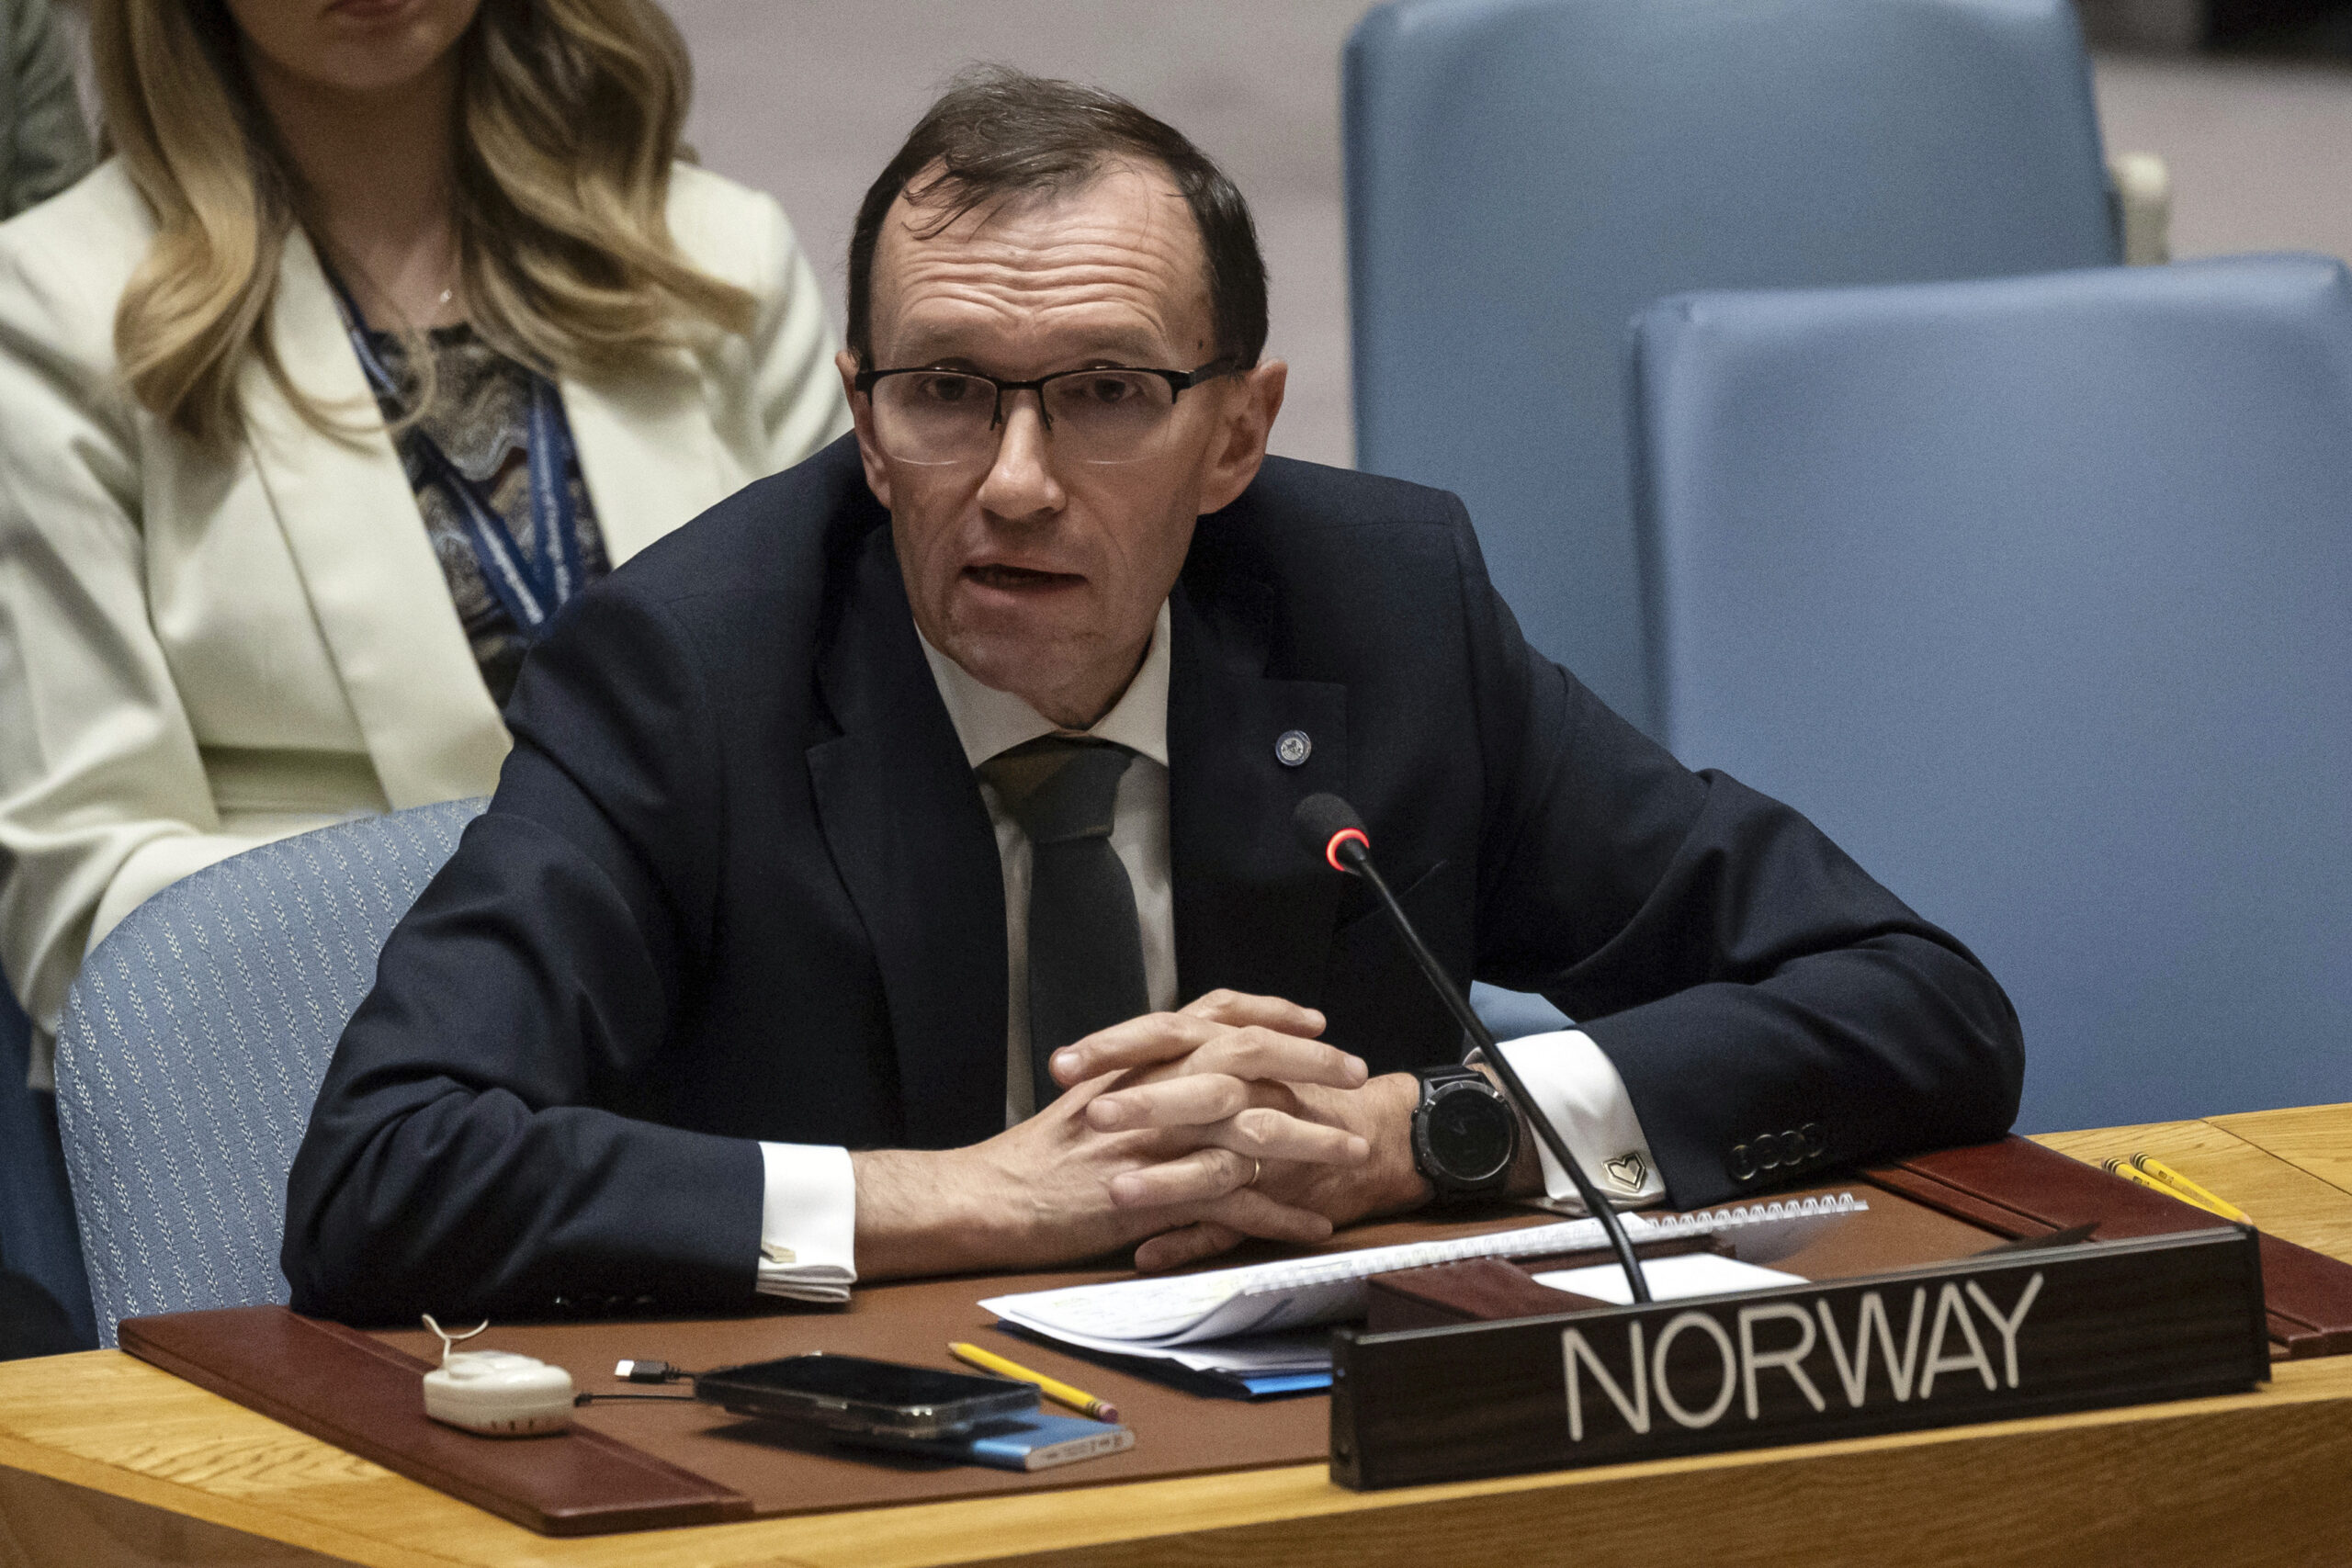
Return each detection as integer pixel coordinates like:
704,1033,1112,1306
8,1351,2352,1568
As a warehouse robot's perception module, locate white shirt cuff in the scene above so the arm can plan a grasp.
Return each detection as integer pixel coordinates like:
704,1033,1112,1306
754,1143,858,1302
1482,1031,1667,1213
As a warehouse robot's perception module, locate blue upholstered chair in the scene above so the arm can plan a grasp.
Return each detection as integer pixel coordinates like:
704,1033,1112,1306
1626,254,2352,1133
1345,0,2120,738
53,799,485,1346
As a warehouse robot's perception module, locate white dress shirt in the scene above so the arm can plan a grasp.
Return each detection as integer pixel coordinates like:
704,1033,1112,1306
753,601,1661,1298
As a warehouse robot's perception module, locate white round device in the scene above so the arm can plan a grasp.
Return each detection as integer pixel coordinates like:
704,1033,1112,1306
418,1315,574,1437
423,1350,576,1436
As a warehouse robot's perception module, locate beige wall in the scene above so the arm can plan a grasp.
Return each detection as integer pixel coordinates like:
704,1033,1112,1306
2096,55,2352,266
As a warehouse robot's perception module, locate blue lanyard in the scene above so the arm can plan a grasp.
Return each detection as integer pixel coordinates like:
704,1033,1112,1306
329,278,586,638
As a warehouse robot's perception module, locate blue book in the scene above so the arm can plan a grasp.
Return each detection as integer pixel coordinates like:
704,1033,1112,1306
839,1413,1136,1472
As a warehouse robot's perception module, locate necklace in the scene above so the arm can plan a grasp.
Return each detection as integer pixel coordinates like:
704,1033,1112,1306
337,250,458,324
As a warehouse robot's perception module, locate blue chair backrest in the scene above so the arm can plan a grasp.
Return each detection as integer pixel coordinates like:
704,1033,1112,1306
1346,0,2118,734
53,798,486,1345
1628,254,2352,1133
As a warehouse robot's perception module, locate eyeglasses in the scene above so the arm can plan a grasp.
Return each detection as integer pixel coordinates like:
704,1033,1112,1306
852,357,1240,467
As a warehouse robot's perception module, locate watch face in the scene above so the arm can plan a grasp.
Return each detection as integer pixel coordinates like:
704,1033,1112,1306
1428,1082,1514,1184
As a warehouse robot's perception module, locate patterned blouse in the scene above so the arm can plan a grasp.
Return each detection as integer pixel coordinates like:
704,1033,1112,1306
363,326,610,706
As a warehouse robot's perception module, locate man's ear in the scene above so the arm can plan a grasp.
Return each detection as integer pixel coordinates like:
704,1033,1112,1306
1196,359,1288,515
838,350,893,511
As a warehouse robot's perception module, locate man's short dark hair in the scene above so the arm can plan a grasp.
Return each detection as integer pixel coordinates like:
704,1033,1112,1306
847,68,1269,370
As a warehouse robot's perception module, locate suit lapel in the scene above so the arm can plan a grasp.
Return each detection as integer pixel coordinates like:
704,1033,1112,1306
806,528,1008,1150
1167,580,1351,1012
241,231,507,808
560,357,731,567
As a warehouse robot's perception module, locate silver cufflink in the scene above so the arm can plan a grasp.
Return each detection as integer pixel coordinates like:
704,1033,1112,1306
1275,729,1312,767
1603,1152,1648,1190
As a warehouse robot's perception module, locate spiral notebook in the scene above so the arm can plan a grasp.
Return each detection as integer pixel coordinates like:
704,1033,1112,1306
980,1192,1870,1384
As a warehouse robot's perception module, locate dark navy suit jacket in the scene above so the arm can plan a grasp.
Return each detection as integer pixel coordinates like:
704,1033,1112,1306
283,436,2021,1320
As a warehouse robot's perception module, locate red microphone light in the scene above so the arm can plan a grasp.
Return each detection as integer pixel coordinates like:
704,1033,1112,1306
1324,827,1369,873
1296,794,1371,874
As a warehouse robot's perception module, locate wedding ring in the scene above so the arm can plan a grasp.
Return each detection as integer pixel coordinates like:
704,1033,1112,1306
1249,1157,1262,1188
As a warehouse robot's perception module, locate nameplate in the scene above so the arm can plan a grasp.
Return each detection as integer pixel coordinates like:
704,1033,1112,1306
1329,1225,2267,1490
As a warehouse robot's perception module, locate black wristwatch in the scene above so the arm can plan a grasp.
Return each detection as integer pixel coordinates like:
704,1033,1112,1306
1410,1065,1520,1201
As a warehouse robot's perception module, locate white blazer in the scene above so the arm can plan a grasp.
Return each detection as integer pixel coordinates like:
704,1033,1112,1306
0,159,849,1081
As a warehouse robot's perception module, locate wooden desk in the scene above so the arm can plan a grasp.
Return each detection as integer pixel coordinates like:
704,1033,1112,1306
6,1104,2348,1568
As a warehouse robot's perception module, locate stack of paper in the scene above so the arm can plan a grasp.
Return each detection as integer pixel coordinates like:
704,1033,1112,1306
980,1192,1869,1386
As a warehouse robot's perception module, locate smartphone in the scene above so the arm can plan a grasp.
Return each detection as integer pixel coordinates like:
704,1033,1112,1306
694,1354,1039,1439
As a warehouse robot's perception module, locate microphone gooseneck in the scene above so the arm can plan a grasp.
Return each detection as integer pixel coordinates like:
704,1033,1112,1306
1292,794,1652,1304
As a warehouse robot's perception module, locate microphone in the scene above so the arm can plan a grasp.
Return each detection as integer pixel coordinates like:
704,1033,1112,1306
1293,794,1652,1303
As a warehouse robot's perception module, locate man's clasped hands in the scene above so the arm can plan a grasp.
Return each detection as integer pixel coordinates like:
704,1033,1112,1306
850,991,1457,1280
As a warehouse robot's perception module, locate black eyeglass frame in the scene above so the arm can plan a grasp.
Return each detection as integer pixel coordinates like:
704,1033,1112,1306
851,356,1244,434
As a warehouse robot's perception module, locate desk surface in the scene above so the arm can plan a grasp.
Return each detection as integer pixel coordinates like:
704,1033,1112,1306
5,1103,2348,1568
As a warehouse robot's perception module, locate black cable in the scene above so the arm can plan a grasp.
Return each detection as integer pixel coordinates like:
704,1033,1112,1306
574,1391,699,1405
1340,843,1654,1303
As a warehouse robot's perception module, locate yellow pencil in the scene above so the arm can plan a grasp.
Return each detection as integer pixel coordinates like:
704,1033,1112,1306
2131,1154,2253,1224
2102,1156,2233,1220
948,1341,1121,1423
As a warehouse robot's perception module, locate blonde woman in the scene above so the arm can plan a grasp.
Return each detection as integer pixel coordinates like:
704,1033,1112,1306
0,0,847,1086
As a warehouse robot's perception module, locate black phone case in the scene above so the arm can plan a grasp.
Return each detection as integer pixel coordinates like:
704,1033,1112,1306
694,1356,1038,1439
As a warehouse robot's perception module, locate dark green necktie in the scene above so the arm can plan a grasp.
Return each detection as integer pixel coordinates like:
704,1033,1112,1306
978,736,1148,1112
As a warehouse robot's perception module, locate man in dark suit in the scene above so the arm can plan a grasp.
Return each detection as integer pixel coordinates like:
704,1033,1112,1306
284,71,2021,1321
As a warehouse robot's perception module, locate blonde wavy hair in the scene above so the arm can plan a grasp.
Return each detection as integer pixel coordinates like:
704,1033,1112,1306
91,0,757,446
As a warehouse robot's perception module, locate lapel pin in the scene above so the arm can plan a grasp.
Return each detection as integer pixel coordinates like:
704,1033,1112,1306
1274,729,1312,767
